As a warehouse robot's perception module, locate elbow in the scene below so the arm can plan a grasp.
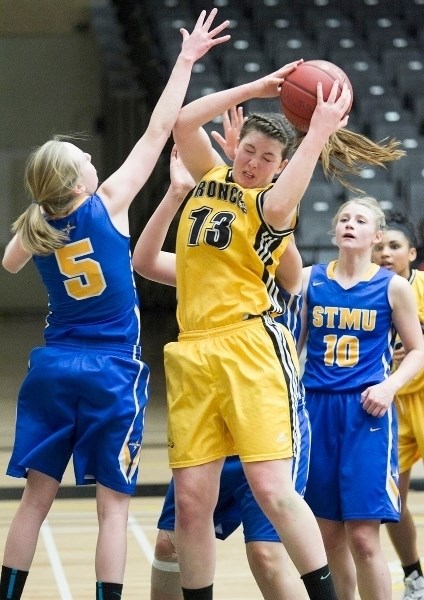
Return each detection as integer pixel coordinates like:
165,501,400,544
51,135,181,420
2,257,18,274
265,207,291,231
173,120,184,143
132,256,145,277
132,255,154,280
173,111,192,141
263,197,295,232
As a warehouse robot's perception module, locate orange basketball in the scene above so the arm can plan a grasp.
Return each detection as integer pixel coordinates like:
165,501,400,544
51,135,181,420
279,59,353,132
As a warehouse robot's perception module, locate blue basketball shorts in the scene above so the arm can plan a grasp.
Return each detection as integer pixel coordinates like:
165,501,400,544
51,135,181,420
7,342,150,495
304,390,400,523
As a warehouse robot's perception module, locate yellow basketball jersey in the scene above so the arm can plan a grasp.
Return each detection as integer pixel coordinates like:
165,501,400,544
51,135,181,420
397,269,424,395
175,166,296,332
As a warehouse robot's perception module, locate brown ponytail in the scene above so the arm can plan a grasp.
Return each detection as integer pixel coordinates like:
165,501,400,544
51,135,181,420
306,129,405,191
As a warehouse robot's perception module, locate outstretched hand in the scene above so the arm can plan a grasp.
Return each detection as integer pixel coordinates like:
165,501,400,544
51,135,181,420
169,145,196,201
309,80,351,138
252,60,304,99
179,8,231,63
210,106,244,161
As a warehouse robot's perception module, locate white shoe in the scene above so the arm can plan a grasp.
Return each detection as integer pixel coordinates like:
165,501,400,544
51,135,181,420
403,570,424,600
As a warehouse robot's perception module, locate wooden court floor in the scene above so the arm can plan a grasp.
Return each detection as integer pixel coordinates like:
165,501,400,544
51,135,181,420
1,492,423,599
1,314,423,599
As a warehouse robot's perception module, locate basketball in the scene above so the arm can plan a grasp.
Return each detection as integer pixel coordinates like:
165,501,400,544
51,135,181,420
279,59,353,132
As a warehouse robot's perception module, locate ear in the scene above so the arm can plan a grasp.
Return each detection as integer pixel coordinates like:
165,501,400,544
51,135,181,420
275,158,289,176
409,246,417,262
73,182,86,195
373,230,383,245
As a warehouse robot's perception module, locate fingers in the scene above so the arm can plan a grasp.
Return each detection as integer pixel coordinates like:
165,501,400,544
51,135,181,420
327,79,340,102
209,20,231,39
210,131,225,147
360,388,389,417
339,83,352,110
221,110,231,129
196,7,230,41
192,8,211,30
273,60,303,79
233,105,244,127
179,28,189,41
198,7,216,28
317,81,351,107
224,106,243,130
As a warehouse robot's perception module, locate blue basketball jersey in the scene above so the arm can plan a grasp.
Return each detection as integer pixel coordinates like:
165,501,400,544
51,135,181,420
302,262,396,392
276,286,302,343
275,286,305,412
302,262,400,522
8,194,148,493
33,194,140,347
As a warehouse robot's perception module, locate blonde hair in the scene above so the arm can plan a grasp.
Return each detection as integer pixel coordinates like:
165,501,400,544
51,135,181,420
12,136,84,255
331,196,387,233
305,129,405,191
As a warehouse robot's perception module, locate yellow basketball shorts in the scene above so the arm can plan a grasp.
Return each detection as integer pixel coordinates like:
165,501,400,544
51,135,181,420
164,316,300,468
396,389,424,473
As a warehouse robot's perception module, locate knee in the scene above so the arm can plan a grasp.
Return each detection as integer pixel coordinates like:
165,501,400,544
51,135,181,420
246,542,281,582
96,486,130,525
253,482,298,523
151,531,181,596
175,487,216,528
348,528,377,562
154,530,177,562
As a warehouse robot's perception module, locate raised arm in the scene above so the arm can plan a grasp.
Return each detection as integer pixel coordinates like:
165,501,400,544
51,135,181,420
263,81,351,231
173,61,302,183
132,146,195,286
98,9,230,216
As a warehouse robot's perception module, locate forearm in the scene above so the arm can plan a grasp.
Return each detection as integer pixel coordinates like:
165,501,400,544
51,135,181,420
148,54,198,140
132,187,182,285
264,129,329,229
99,54,198,207
175,82,260,134
2,234,32,273
387,349,424,392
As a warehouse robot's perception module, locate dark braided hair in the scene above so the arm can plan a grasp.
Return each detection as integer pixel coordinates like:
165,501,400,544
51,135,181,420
240,113,298,160
384,210,418,248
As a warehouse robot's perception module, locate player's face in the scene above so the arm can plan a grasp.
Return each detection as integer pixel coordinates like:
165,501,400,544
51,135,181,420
372,229,416,279
232,131,285,189
65,142,98,194
335,204,381,250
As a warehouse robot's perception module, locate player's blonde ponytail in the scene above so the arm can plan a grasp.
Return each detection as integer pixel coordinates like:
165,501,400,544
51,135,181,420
12,137,82,255
320,129,405,191
11,204,69,256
